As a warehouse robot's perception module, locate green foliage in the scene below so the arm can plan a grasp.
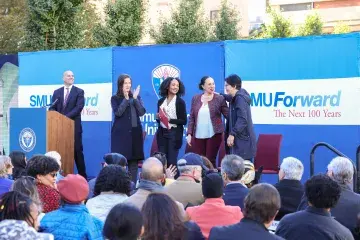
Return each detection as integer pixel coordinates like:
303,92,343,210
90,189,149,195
333,21,351,34
214,0,240,40
24,0,85,51
0,0,27,54
262,8,293,38
151,0,210,44
298,12,323,36
94,0,146,47
77,2,101,48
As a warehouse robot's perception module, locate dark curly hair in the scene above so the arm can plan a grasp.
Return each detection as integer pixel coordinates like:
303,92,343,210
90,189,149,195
142,193,186,240
94,165,131,197
159,77,185,97
305,174,341,209
25,155,60,178
0,191,37,229
116,74,133,98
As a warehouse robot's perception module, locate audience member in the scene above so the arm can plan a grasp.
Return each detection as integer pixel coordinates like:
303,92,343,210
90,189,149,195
201,156,215,170
45,151,64,182
103,203,144,240
221,154,248,210
274,157,304,220
0,191,40,231
40,174,103,239
165,157,204,208
86,165,131,221
26,155,61,213
186,172,243,239
12,176,42,212
142,192,205,240
88,153,133,198
0,156,13,195
241,160,256,188
152,151,176,186
209,183,283,240
124,157,185,215
0,220,43,240
9,151,26,180
298,157,360,238
276,174,354,240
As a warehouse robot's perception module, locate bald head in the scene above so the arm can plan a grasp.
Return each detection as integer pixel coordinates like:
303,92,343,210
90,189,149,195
63,70,74,86
141,157,164,182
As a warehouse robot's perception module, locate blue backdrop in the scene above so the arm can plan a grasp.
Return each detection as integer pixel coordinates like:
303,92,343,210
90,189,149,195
112,42,224,159
225,33,360,183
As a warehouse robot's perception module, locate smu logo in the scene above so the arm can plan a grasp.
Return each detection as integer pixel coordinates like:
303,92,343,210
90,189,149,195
19,128,36,152
152,64,180,99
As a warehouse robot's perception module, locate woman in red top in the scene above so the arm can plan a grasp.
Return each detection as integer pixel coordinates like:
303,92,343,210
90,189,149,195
26,155,61,213
187,76,229,167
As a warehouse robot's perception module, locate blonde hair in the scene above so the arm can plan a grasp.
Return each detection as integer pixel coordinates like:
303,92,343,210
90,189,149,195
0,156,13,177
45,151,61,167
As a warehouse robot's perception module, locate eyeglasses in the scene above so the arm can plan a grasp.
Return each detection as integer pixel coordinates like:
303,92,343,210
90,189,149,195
49,173,57,178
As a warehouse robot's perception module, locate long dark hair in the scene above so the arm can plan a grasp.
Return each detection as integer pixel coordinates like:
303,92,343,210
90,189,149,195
142,192,186,240
9,151,26,180
116,74,133,98
0,191,37,229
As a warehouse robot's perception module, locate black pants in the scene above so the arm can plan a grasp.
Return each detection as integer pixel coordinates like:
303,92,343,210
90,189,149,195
75,131,87,179
128,160,138,183
157,128,179,167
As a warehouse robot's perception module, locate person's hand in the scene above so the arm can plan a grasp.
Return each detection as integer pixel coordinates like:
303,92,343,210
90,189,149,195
227,135,235,147
133,85,140,99
166,165,177,179
186,135,192,146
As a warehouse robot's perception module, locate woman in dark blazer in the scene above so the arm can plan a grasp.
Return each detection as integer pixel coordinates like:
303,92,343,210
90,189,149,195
187,76,228,167
111,74,146,183
156,77,187,167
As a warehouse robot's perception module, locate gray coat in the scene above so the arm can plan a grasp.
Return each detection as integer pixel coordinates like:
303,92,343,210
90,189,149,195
224,89,257,160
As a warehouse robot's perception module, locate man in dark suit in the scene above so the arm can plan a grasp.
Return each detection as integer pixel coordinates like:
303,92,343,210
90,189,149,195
49,70,86,179
209,183,283,240
221,154,248,210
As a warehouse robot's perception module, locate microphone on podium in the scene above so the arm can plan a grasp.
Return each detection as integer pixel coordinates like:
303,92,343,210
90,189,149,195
44,98,59,109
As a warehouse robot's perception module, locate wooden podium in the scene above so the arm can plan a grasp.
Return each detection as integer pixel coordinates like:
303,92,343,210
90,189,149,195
10,108,74,176
46,111,74,176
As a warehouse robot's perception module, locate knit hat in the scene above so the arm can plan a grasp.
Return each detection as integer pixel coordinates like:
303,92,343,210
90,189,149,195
179,153,208,171
58,174,89,204
202,172,224,198
241,160,255,185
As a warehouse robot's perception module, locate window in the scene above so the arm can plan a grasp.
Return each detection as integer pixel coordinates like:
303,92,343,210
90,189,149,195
280,3,313,12
210,10,220,22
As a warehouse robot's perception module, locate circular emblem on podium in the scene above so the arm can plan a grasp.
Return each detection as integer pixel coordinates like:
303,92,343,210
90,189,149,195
19,128,36,152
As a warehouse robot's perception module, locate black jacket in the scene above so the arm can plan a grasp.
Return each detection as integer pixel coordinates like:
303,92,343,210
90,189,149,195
223,183,249,210
156,96,187,149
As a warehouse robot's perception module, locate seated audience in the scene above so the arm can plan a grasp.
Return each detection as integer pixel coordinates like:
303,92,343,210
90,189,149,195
88,153,133,198
86,165,131,221
201,156,215,170
0,220,44,240
103,203,144,240
274,157,304,220
186,172,243,239
0,191,40,231
9,151,26,180
0,156,13,195
209,183,283,240
45,151,64,182
298,157,360,238
26,155,60,213
240,160,256,188
276,174,354,240
165,157,204,208
40,174,103,239
221,154,248,210
142,192,205,240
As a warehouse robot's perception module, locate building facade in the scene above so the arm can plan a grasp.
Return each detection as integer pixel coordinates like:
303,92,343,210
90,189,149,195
269,0,360,33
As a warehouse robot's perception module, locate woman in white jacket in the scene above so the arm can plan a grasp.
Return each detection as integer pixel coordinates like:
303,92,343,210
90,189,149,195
86,165,131,221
